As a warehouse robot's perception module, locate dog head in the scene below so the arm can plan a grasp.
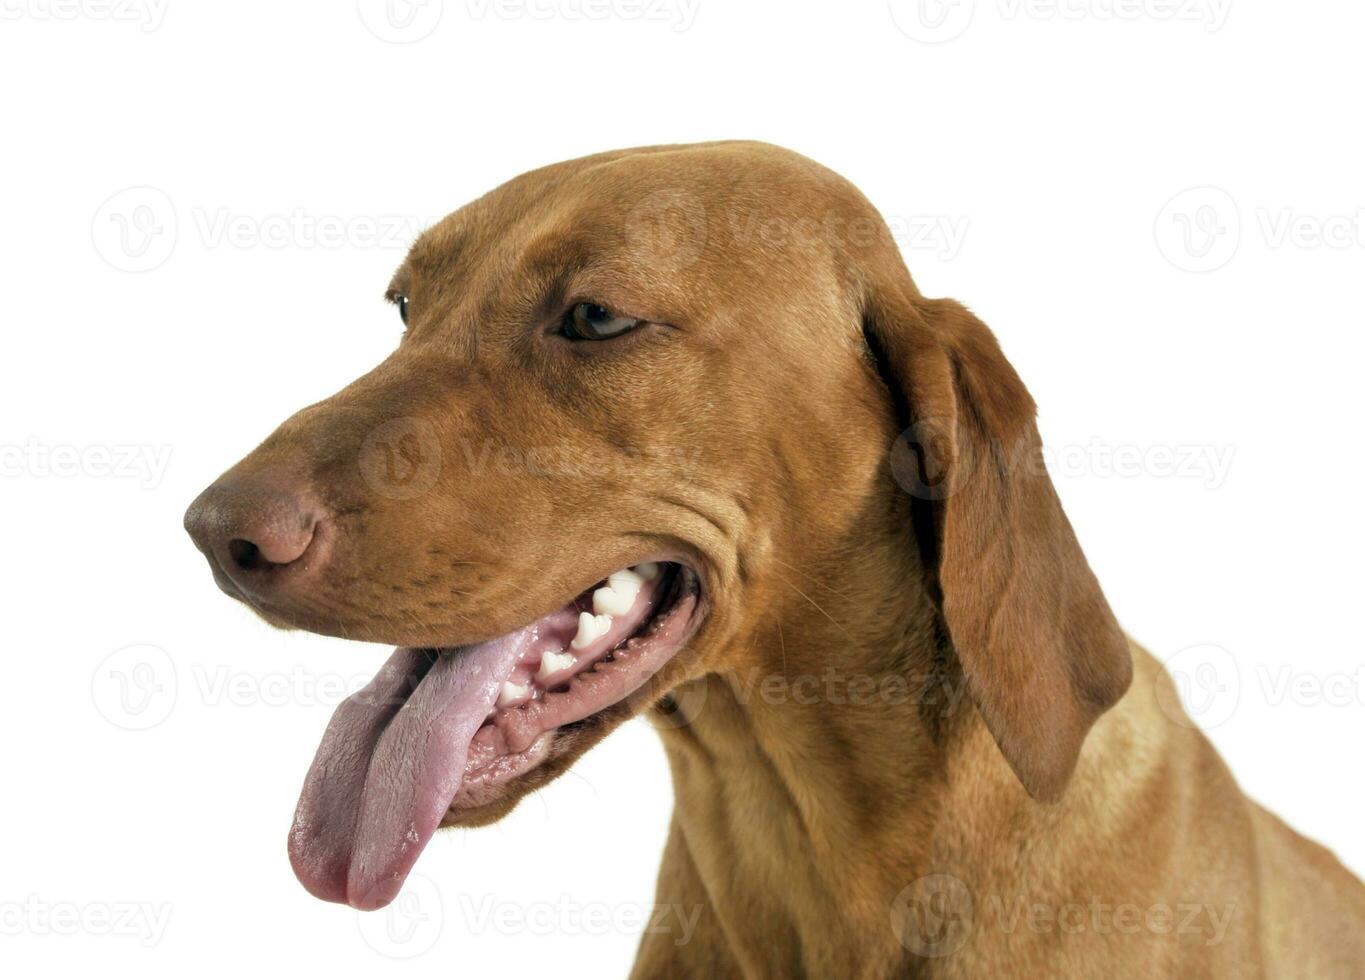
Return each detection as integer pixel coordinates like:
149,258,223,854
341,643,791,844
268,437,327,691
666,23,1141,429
184,141,1130,909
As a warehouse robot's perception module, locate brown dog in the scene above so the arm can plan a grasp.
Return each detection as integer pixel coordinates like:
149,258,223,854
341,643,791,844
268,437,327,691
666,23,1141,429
184,142,1364,977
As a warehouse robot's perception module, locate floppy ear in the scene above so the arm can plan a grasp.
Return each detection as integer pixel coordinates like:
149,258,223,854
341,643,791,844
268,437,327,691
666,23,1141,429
865,283,1132,802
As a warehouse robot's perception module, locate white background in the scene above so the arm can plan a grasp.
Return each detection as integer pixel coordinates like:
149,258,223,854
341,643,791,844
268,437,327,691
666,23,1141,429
2,1,1362,975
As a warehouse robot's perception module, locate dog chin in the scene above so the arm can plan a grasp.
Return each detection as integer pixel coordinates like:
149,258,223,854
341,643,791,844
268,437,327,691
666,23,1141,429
440,706,634,826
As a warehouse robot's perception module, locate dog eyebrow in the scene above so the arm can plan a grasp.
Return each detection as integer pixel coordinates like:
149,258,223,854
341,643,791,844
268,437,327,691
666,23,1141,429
385,259,412,302
509,235,597,319
520,234,592,282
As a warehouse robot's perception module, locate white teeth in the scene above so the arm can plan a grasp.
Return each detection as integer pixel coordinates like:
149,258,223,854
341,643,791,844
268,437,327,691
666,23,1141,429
593,585,635,617
520,566,660,687
595,564,657,615
497,681,527,707
633,562,660,581
570,611,613,650
537,649,576,682
608,568,644,592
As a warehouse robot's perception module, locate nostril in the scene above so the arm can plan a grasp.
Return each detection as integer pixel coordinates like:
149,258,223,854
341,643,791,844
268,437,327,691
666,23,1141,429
227,524,316,571
186,477,322,589
229,538,270,572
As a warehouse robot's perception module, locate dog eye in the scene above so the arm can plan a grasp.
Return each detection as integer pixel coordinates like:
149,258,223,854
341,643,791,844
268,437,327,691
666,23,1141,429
396,294,409,326
562,302,641,341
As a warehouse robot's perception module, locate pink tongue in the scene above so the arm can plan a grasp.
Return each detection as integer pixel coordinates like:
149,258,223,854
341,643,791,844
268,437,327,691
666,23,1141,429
288,632,531,910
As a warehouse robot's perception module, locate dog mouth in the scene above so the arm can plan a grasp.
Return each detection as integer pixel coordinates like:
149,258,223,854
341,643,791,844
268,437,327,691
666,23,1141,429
287,560,703,911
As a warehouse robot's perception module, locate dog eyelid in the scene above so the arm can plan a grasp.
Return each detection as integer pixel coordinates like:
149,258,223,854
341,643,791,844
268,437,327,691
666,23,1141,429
559,301,643,341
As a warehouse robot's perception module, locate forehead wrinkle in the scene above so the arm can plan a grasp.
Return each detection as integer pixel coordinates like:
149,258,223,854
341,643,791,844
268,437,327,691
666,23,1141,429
427,240,559,360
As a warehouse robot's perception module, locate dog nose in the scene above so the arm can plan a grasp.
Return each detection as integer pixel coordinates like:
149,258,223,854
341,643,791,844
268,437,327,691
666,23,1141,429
184,477,322,595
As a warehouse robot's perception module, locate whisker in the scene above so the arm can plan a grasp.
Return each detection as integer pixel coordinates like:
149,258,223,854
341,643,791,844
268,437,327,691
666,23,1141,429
771,556,854,603
772,570,853,639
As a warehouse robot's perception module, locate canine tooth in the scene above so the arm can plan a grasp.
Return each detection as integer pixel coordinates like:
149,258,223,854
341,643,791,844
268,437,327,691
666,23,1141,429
606,572,642,604
633,562,660,581
570,611,612,650
593,585,636,617
497,681,528,707
537,650,575,682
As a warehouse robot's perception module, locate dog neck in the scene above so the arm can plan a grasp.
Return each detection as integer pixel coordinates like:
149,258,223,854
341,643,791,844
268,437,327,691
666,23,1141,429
646,537,1037,977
